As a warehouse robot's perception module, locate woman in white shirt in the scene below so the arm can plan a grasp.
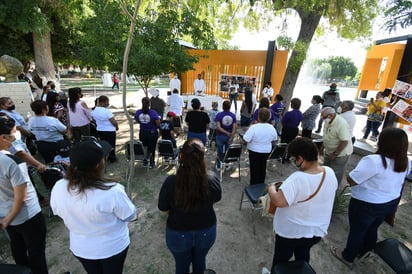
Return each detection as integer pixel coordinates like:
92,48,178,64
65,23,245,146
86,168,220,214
92,96,119,162
243,108,277,185
51,140,136,274
268,137,337,270
29,100,66,163
331,127,410,269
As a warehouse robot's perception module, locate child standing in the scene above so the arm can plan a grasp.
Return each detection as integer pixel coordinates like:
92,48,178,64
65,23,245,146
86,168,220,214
159,111,177,148
208,101,220,145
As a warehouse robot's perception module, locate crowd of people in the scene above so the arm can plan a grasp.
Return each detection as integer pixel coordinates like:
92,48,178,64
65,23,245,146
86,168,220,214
0,78,409,274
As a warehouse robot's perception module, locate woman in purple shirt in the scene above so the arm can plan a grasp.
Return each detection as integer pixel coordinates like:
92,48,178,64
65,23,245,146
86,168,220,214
281,98,303,144
251,97,275,126
215,100,237,167
135,97,160,168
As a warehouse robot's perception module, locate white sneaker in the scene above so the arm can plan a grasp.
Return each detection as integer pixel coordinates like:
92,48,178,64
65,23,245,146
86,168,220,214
261,267,271,274
357,138,366,143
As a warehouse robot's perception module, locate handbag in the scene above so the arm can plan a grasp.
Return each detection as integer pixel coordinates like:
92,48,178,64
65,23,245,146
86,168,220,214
368,111,384,122
261,168,326,217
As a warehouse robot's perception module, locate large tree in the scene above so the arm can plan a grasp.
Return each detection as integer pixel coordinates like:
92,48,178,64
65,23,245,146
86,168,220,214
263,0,379,107
80,0,216,96
0,0,88,85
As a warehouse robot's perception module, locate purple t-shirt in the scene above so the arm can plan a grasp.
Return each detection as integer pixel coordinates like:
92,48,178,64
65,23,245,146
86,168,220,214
251,108,275,124
281,109,303,128
215,111,237,135
270,102,284,118
135,109,159,131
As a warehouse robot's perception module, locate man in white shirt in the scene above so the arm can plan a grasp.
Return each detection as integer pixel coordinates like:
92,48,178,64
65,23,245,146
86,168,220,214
169,75,181,93
167,89,185,134
262,82,274,101
338,100,356,144
194,73,205,96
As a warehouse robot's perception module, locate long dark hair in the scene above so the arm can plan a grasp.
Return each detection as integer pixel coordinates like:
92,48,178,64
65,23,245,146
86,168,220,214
141,97,150,114
68,87,82,112
66,158,112,194
175,139,209,212
376,127,408,172
46,92,59,116
0,113,15,134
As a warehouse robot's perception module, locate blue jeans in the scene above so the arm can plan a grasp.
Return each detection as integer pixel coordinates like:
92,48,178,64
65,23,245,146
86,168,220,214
76,246,128,274
216,134,229,159
342,197,400,262
363,119,382,139
166,225,216,274
187,131,207,145
229,93,238,112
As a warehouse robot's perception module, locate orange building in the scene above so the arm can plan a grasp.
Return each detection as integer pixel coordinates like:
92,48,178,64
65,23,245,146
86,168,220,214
179,48,288,103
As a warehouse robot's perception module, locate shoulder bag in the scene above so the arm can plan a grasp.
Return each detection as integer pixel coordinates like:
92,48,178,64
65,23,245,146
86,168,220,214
261,168,326,217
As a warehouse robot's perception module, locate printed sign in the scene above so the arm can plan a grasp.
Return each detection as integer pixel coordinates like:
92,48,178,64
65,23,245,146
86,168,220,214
219,74,257,93
392,80,412,99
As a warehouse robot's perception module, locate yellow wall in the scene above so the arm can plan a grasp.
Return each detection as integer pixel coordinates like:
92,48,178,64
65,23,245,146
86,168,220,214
356,43,406,97
180,49,288,103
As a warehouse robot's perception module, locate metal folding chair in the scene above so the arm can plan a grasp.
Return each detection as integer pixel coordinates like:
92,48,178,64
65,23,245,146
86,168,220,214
216,143,242,182
267,143,288,175
239,183,267,211
124,140,151,173
157,139,179,168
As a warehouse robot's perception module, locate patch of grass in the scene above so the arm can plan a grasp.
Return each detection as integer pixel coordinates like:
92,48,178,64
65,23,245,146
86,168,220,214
332,189,350,214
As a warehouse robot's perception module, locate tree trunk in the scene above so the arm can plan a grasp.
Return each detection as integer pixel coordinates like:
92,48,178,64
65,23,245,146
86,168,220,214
32,31,56,87
279,10,322,109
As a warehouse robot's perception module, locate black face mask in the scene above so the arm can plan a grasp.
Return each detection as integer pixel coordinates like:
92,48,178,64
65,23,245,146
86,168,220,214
7,105,15,111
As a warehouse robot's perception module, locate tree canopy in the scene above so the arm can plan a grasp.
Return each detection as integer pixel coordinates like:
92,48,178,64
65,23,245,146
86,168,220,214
308,56,357,82
383,0,412,32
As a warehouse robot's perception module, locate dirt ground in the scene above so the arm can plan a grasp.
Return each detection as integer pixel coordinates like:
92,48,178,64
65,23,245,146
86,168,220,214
1,108,411,274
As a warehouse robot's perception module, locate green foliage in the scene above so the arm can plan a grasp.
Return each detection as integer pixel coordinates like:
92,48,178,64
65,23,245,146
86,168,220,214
289,40,309,73
327,56,357,80
308,56,357,81
277,35,294,51
383,0,412,32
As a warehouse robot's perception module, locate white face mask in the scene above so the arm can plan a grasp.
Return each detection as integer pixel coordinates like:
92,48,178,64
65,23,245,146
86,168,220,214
336,106,342,114
324,118,331,124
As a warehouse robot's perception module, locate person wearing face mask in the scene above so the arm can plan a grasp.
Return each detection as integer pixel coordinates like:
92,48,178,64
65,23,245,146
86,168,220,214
0,113,49,274
301,95,323,138
0,97,33,140
315,83,340,133
338,100,356,144
358,92,387,142
92,95,119,163
318,107,353,186
267,137,337,271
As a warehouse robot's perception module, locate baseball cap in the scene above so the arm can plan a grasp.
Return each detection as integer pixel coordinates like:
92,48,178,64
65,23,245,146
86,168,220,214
167,111,176,118
70,140,112,171
149,88,159,97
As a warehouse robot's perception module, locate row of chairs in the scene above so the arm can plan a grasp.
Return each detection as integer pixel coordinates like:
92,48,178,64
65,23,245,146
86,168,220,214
125,139,179,173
